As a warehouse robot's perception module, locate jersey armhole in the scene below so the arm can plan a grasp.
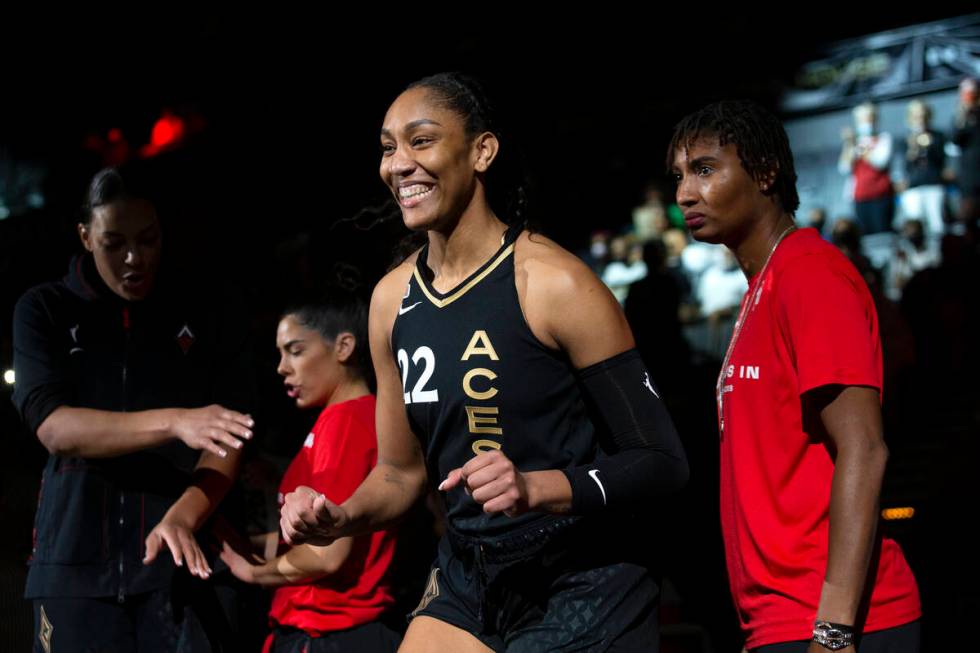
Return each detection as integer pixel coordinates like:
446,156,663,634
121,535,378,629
510,232,566,358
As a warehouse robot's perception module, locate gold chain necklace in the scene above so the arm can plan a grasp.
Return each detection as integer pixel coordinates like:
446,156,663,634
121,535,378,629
716,224,797,436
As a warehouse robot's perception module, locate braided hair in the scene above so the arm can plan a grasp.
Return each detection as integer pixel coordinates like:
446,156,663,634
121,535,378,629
666,100,799,214
407,72,530,228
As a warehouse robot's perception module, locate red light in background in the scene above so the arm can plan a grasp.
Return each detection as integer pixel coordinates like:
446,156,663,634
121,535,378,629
150,113,185,148
141,110,187,158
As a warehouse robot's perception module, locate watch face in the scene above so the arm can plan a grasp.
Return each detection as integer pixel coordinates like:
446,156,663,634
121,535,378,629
814,635,848,651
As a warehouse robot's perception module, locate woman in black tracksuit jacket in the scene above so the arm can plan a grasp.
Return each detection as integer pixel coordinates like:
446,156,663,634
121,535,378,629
12,166,255,652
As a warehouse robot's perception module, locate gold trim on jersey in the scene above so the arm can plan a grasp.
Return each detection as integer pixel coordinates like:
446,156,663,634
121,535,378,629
413,243,516,308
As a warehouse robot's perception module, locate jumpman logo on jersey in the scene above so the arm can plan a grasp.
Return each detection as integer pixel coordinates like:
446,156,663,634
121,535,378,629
643,372,659,398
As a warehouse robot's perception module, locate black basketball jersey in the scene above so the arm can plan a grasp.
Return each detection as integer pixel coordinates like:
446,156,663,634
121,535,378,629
391,227,597,536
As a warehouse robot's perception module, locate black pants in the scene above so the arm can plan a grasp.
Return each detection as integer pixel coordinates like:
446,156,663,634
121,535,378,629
854,195,895,234
270,622,400,653
754,620,920,653
32,590,211,653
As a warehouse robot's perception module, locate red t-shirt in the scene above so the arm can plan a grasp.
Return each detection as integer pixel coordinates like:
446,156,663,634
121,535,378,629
268,395,396,636
718,228,920,649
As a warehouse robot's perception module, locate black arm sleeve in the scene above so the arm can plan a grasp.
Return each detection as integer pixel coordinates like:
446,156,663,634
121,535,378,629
561,348,689,515
11,289,73,434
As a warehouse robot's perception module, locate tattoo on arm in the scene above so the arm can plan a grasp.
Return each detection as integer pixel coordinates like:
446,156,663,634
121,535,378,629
383,471,405,488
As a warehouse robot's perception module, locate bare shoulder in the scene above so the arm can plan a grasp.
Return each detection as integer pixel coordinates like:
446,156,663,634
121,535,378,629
370,250,421,339
513,231,633,366
513,231,601,298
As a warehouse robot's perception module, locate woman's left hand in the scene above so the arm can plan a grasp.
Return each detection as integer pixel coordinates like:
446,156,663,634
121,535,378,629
440,450,530,517
144,519,211,579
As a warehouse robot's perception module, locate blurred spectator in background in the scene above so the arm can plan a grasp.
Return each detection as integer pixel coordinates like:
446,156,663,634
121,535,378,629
897,100,947,241
661,228,698,321
679,237,725,301
952,78,980,231
693,249,747,358
632,182,670,243
602,235,647,303
583,229,612,275
886,219,939,301
839,102,894,235
696,249,747,325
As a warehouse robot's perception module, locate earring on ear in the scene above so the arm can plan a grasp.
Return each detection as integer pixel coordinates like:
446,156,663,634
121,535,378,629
761,171,776,192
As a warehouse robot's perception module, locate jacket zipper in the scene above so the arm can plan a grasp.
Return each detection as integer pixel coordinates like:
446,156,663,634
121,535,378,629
118,306,131,603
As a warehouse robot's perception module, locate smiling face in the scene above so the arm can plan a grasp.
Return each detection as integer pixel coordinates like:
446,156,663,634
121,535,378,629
671,136,772,248
78,198,162,301
379,87,497,232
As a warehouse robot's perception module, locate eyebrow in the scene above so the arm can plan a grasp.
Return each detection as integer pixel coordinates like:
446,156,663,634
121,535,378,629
688,156,719,168
281,338,304,350
102,224,159,238
380,119,443,138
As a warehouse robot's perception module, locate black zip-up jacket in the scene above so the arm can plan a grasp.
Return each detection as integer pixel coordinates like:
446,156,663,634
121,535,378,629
12,253,254,599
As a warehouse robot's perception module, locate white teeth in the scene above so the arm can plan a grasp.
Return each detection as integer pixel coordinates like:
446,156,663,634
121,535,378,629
399,184,433,199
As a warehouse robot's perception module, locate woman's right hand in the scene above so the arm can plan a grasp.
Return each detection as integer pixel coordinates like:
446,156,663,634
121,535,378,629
280,485,349,546
170,405,254,457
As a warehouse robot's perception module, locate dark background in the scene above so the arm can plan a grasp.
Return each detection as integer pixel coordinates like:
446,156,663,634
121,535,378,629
1,11,976,651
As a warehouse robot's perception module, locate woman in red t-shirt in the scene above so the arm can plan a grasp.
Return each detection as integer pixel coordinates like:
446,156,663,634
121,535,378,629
668,100,920,653
219,290,399,653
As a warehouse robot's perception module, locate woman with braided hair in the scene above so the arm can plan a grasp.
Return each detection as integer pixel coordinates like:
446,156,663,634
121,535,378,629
668,100,921,653
281,72,689,652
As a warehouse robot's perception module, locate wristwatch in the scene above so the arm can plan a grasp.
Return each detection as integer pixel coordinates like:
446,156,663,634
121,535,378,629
812,621,854,650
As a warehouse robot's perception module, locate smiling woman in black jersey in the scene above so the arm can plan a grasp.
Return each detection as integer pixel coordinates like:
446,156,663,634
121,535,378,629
281,72,688,652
